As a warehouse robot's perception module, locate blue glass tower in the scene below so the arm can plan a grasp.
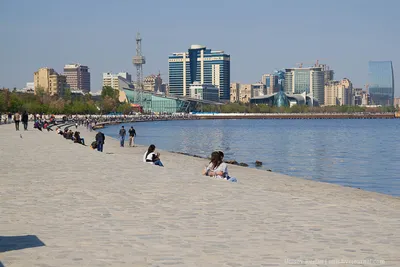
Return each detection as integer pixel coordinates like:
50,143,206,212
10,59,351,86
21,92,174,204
368,61,394,106
168,45,230,101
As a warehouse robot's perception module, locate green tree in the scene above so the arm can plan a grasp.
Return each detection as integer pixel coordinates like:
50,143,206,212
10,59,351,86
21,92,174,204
0,90,5,112
9,92,23,112
102,96,117,114
64,88,72,103
117,102,132,114
101,86,119,101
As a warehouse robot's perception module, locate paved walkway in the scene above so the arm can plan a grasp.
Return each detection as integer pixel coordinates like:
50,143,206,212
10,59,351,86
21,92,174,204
0,123,399,266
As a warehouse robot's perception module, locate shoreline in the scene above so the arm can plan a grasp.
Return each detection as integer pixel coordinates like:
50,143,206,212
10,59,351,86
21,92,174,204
1,123,399,266
97,124,400,200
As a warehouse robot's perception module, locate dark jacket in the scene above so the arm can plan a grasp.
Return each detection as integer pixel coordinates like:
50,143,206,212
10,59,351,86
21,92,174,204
95,132,105,143
22,112,29,123
128,128,136,137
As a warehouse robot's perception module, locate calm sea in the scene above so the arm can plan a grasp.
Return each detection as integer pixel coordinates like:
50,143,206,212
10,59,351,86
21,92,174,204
102,119,400,196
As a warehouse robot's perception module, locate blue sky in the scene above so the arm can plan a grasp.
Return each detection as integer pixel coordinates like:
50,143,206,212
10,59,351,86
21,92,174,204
0,0,399,95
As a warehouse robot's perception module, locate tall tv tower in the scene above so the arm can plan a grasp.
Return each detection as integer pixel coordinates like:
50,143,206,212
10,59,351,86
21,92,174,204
132,32,146,89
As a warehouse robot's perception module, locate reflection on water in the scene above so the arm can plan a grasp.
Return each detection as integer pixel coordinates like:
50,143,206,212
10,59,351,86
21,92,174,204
102,119,400,196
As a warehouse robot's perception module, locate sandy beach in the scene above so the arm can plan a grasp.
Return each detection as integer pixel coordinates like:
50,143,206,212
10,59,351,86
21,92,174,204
0,123,399,266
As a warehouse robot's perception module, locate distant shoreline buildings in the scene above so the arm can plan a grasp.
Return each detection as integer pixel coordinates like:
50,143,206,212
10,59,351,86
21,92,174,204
231,60,395,107
24,36,395,110
33,63,91,96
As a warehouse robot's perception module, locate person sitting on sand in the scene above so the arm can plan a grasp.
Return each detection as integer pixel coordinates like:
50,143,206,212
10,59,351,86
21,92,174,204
74,131,85,145
203,151,228,179
143,144,164,167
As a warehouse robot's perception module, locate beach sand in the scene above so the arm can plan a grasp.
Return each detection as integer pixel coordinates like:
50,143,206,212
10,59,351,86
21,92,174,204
0,123,399,266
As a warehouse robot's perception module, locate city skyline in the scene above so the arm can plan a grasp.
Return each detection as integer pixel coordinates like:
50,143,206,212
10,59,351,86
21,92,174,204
0,0,398,95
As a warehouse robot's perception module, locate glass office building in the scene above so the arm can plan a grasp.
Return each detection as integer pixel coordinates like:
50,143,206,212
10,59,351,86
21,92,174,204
284,67,325,105
368,61,394,106
123,89,195,113
168,45,230,101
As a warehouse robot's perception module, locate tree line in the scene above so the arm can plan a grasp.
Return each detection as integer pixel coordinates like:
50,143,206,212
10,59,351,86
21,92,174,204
0,86,397,115
0,86,131,115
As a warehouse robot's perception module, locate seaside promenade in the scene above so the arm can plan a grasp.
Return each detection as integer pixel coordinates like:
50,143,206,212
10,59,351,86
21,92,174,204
0,123,399,266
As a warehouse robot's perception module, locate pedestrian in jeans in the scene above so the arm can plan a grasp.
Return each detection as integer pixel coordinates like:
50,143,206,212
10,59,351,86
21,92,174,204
128,126,136,147
13,112,21,131
95,131,105,152
22,111,29,130
119,126,126,147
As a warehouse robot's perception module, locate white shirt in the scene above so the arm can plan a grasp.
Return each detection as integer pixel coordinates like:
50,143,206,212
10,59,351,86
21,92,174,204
206,162,228,179
143,151,156,164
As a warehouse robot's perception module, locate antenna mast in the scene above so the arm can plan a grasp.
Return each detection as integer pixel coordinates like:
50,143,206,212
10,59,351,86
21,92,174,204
132,32,146,89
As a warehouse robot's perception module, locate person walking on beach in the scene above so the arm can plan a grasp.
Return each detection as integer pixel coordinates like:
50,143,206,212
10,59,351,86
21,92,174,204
128,126,136,147
13,112,21,131
95,131,105,152
21,111,29,130
119,126,126,147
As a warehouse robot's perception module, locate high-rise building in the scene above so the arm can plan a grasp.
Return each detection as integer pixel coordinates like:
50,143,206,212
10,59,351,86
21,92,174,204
324,78,353,106
63,64,91,93
261,74,279,95
102,72,134,92
368,61,394,106
316,64,334,84
168,45,230,101
284,67,325,104
34,68,67,96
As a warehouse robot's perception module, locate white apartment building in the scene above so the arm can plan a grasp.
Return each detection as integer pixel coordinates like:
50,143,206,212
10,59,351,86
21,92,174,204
102,72,133,92
324,78,353,106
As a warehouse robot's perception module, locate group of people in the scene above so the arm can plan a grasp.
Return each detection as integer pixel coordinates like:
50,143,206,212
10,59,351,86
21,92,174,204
141,145,237,182
118,126,136,147
56,127,85,145
10,114,236,182
3,111,29,131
